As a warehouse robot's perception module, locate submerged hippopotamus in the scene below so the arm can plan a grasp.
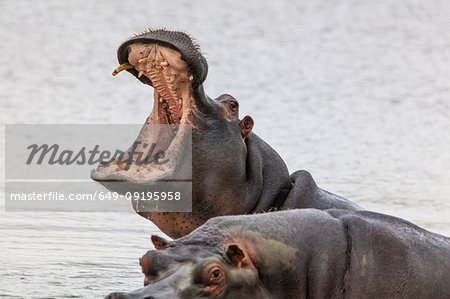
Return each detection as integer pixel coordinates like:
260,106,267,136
91,29,361,238
105,209,450,299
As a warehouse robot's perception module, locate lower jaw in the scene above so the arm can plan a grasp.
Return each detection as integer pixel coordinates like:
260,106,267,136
91,115,193,182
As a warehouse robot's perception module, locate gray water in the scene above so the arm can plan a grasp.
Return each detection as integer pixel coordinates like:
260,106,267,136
1,0,449,298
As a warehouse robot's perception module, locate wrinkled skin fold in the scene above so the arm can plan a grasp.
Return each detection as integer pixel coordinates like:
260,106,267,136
91,29,362,238
105,209,450,299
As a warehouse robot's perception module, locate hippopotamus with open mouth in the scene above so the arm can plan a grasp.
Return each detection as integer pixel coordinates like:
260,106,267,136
91,29,361,238
105,209,450,299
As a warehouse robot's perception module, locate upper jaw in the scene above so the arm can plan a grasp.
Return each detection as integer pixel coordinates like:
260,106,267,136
115,29,213,123
114,42,194,126
116,29,208,89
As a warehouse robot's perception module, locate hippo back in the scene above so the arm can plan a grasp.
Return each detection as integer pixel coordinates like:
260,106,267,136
329,209,450,298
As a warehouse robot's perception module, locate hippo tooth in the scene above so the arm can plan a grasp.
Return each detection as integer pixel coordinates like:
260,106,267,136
188,75,194,81
138,58,147,64
168,75,175,83
118,162,127,170
160,61,169,66
138,71,144,78
112,63,134,76
159,97,164,103
178,98,182,105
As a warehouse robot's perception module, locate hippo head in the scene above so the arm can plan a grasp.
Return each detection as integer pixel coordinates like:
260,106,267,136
91,29,253,184
91,29,290,238
105,235,264,299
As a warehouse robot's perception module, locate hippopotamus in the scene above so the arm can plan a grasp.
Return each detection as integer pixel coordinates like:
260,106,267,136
105,209,450,299
91,29,362,238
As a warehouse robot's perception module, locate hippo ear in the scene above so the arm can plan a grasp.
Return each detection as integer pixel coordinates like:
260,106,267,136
240,115,254,140
226,244,246,267
151,235,170,250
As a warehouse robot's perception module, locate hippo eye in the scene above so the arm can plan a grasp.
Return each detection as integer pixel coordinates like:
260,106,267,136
208,266,223,282
229,101,238,112
197,263,226,295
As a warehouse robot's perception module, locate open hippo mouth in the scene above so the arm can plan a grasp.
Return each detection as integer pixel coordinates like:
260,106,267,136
91,30,207,183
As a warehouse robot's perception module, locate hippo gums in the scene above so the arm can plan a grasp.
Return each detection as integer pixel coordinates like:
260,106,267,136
105,209,450,299
91,29,361,238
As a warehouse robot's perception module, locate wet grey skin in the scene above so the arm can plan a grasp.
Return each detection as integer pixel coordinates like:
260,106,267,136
105,209,450,299
91,29,362,238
